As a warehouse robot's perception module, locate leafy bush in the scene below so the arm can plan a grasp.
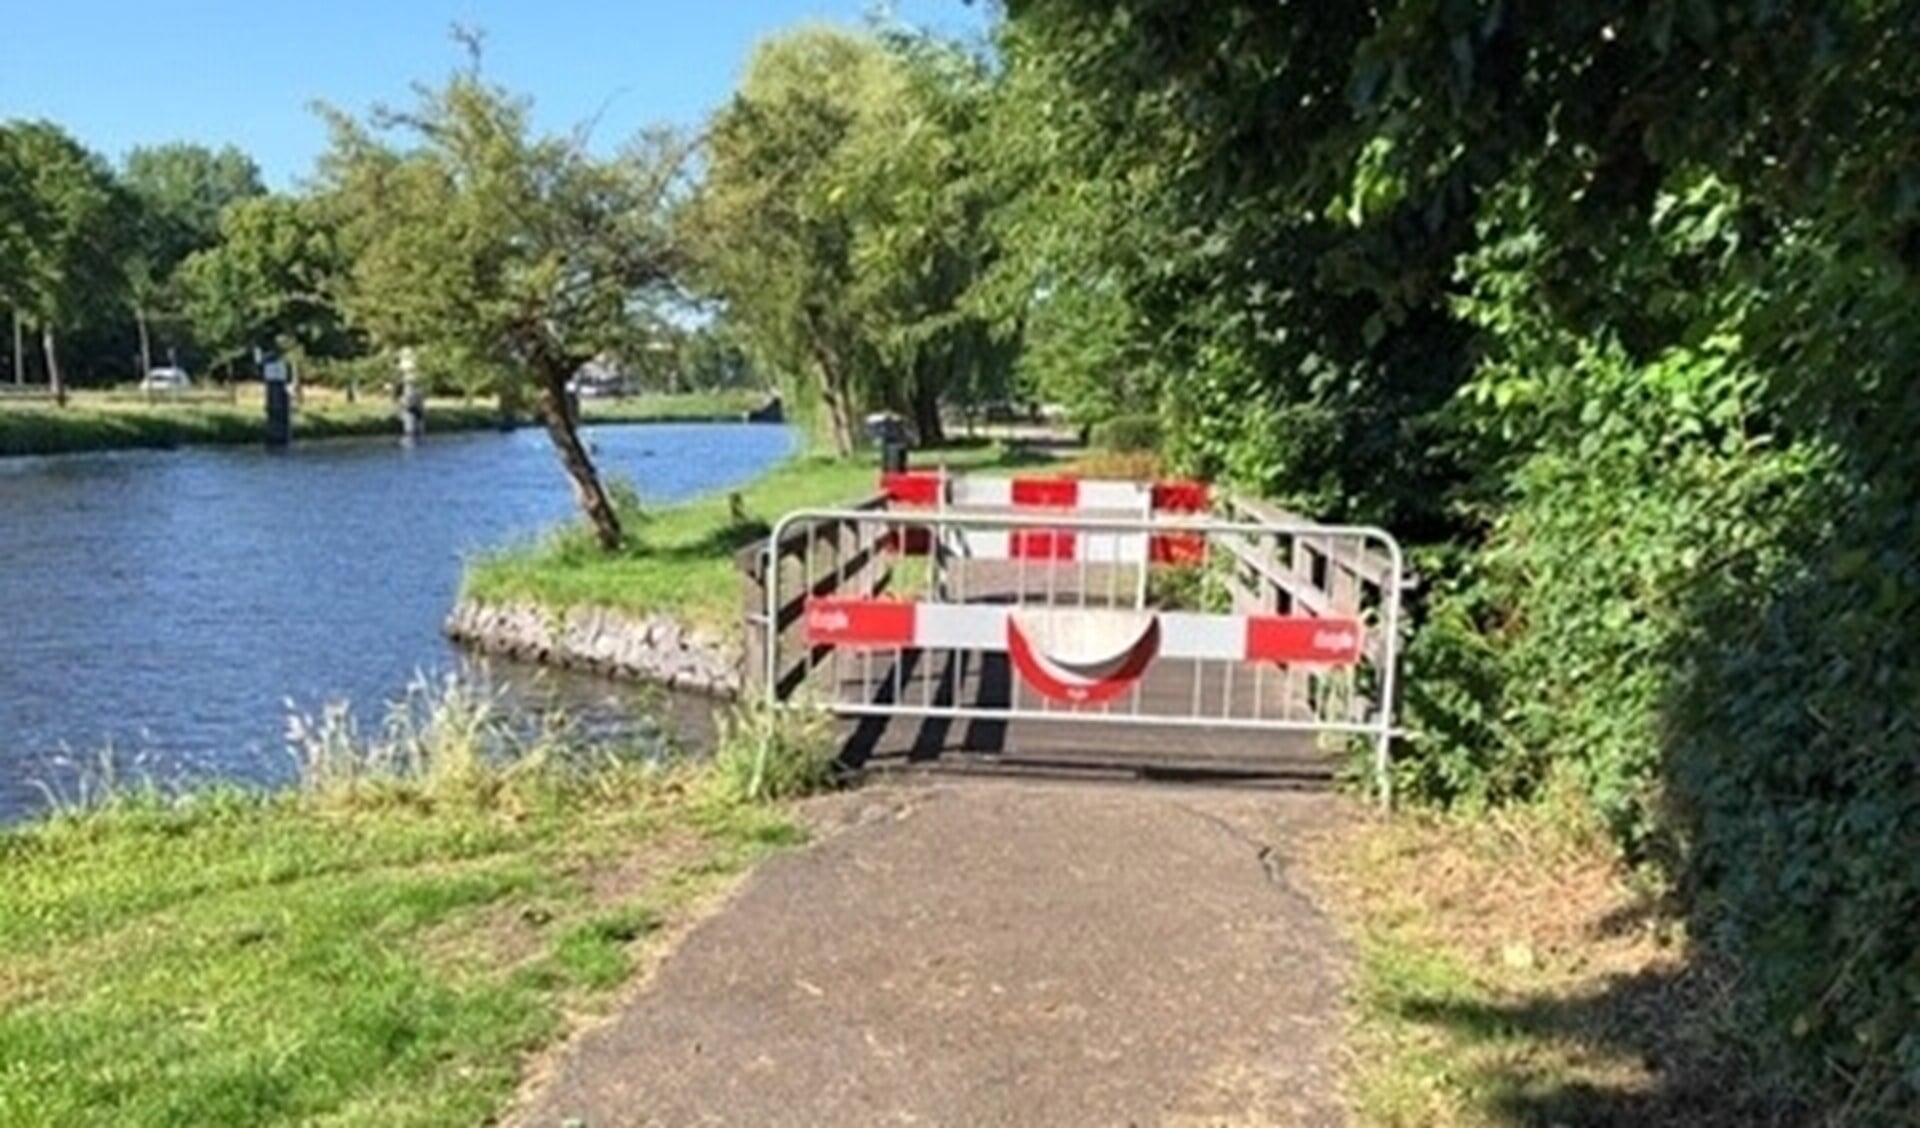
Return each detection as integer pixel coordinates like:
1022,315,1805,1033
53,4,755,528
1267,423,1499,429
1002,3,1919,1112
1092,412,1160,452
1393,172,1920,1108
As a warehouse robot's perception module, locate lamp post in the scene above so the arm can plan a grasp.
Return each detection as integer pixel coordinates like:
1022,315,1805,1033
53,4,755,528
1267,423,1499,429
398,347,425,441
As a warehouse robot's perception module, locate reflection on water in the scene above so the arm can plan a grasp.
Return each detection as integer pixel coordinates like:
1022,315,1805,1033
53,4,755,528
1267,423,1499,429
0,422,792,822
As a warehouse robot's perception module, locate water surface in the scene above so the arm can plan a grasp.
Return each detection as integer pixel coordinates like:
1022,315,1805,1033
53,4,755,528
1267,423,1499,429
0,422,796,821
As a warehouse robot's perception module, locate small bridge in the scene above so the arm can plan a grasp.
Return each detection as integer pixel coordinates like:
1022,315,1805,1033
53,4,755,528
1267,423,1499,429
738,467,1405,797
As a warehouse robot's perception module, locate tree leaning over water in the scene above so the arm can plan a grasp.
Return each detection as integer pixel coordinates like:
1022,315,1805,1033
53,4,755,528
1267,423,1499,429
316,39,685,549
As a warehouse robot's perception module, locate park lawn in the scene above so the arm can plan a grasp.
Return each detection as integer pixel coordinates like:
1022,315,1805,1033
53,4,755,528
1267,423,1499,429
0,389,761,457
462,442,1039,632
581,388,761,422
0,768,801,1127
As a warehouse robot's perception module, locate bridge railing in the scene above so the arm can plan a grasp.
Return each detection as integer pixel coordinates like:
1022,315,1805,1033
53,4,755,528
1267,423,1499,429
737,474,1410,801
736,493,892,700
1212,495,1405,730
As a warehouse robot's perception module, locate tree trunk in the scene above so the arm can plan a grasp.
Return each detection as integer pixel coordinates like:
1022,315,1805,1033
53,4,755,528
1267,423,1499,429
10,309,22,385
820,380,854,456
42,326,65,407
801,310,857,456
806,339,855,455
535,369,622,550
912,357,945,447
135,307,153,378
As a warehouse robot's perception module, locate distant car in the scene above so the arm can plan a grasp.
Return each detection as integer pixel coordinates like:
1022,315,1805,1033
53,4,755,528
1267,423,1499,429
140,366,192,391
571,372,634,399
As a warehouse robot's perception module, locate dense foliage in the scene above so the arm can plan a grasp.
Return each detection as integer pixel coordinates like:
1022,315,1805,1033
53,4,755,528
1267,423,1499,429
999,0,1918,1113
0,122,130,399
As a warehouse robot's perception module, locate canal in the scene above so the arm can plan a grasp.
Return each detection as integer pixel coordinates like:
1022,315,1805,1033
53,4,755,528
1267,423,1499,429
0,422,796,822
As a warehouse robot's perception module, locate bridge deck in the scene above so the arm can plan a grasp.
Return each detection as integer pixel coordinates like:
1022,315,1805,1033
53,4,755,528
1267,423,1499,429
826,647,1336,783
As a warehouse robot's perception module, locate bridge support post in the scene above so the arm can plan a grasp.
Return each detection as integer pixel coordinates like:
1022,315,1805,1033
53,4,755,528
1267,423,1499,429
739,542,770,698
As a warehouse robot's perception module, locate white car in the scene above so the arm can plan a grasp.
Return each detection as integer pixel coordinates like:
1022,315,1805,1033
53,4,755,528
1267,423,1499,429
140,366,192,391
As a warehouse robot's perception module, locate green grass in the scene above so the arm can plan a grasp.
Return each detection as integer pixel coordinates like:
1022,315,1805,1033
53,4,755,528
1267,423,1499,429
581,389,762,423
0,389,763,457
0,683,807,1127
463,442,1040,632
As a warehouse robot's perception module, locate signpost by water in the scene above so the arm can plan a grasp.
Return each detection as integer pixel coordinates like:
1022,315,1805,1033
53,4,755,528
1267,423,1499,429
262,354,292,447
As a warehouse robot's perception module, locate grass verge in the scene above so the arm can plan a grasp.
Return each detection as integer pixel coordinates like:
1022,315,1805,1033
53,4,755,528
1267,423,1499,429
0,388,762,457
0,679,811,1127
1306,808,1799,1127
462,442,1044,633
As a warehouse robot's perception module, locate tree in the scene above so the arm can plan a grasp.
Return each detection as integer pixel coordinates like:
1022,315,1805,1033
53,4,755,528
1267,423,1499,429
689,30,884,454
0,121,130,404
689,27,1007,452
0,135,30,383
316,41,684,549
176,194,352,375
122,143,265,373
840,32,1010,444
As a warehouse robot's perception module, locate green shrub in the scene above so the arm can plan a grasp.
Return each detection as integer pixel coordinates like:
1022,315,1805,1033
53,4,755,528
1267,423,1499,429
1092,412,1160,452
1395,172,1920,1110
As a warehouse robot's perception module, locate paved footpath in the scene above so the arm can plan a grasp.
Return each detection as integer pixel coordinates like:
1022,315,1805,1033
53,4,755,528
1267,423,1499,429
516,779,1350,1127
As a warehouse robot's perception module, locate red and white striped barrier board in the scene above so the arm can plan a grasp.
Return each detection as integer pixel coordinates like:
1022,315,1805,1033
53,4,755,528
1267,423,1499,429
878,528,1206,566
881,472,1211,514
883,529,1198,564
805,597,1363,703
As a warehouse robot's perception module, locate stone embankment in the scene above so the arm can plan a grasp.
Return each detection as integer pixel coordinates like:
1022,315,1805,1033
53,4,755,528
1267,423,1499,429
445,600,742,697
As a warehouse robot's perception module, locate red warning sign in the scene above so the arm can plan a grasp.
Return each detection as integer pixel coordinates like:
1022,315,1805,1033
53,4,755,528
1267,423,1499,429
1244,617,1364,665
805,598,916,648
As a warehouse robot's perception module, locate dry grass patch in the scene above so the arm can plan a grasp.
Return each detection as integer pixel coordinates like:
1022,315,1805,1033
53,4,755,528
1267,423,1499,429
1305,808,1800,1127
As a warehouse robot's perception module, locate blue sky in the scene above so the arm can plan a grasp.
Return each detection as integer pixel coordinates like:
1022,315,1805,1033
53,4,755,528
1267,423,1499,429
0,1,995,188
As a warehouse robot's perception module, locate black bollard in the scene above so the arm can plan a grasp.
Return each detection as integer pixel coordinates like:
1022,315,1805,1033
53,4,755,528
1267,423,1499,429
262,356,291,447
881,438,909,474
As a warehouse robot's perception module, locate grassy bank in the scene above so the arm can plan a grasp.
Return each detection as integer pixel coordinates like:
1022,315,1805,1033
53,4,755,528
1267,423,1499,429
0,683,819,1127
1308,809,1796,1126
463,443,1039,633
0,388,763,458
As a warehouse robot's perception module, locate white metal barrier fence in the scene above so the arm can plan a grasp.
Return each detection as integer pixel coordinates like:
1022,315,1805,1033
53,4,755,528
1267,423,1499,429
756,502,1405,801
